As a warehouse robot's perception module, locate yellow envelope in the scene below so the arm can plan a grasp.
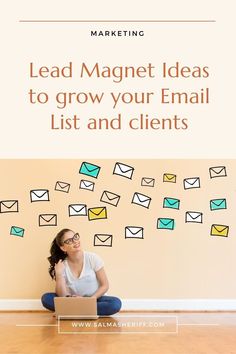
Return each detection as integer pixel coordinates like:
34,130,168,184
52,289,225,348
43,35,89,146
100,191,120,207
94,234,112,247
210,224,229,237
39,214,57,227
88,207,107,221
55,181,70,193
163,174,176,183
141,177,155,187
0,200,19,213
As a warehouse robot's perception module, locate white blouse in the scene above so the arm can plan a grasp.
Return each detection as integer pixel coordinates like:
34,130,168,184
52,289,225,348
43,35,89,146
62,251,104,296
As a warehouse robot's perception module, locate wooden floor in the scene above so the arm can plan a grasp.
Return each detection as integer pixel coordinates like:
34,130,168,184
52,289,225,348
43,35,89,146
0,311,236,354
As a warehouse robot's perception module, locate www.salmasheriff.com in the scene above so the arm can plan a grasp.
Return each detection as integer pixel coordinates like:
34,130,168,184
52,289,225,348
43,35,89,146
58,315,178,334
71,320,166,328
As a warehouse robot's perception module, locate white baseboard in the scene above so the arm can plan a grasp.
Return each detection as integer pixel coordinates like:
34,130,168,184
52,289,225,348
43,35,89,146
121,299,236,311
0,299,236,311
0,299,44,311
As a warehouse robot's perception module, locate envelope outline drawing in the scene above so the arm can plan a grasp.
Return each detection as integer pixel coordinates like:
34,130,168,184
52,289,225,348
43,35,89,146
210,198,227,211
79,180,95,191
0,200,19,213
132,192,151,209
94,234,113,247
10,226,24,237
88,207,107,221
39,214,57,226
30,189,50,202
209,166,227,179
113,162,134,179
185,211,203,223
100,191,120,207
69,204,87,216
163,174,176,183
210,224,229,237
157,218,175,230
55,181,70,193
141,177,155,187
163,197,180,210
183,177,200,190
79,162,101,179
125,226,144,239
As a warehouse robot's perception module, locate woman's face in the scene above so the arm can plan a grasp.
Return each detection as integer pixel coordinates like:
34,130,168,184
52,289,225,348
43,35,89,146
60,230,81,253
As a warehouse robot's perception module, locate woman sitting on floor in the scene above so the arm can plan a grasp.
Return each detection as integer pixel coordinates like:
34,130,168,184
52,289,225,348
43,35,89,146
41,228,122,316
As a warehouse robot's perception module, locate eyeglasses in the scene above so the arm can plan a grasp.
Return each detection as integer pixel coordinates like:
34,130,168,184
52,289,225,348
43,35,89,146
63,233,80,245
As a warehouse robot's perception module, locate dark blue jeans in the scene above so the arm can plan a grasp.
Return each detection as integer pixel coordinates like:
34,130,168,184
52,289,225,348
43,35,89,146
41,293,122,316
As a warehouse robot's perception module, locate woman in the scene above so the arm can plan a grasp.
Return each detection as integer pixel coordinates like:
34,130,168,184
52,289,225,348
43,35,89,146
41,228,122,316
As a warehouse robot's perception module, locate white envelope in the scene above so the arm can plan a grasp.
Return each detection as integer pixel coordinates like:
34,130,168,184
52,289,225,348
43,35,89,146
69,204,87,216
30,189,49,202
94,234,113,247
113,162,134,179
79,180,95,191
209,166,227,178
185,211,203,223
183,177,200,190
125,226,144,239
132,192,151,208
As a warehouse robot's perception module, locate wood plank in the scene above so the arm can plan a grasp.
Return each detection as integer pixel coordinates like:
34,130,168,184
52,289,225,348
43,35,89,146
0,312,235,354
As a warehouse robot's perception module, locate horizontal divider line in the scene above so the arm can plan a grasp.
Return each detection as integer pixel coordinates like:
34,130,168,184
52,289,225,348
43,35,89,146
19,20,216,23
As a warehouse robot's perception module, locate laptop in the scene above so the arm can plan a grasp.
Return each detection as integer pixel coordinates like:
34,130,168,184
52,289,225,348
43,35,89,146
54,297,99,320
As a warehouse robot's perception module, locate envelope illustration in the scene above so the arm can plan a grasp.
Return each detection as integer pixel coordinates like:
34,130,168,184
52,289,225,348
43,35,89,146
185,211,203,223
141,177,155,187
79,180,95,191
125,226,144,239
210,224,229,237
30,189,49,202
94,234,113,247
132,192,151,208
183,177,200,190
163,174,176,183
79,162,101,179
55,181,70,193
210,198,227,211
100,191,120,207
39,214,57,227
10,226,24,237
163,197,180,210
88,207,107,221
69,204,87,216
209,166,227,179
113,162,134,179
0,200,19,213
157,218,175,230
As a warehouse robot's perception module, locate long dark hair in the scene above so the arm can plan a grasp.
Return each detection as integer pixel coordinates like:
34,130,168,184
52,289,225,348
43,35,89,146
48,228,72,279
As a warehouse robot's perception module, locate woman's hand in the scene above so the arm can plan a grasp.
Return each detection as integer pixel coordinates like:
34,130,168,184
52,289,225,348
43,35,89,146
71,295,83,298
55,259,65,276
